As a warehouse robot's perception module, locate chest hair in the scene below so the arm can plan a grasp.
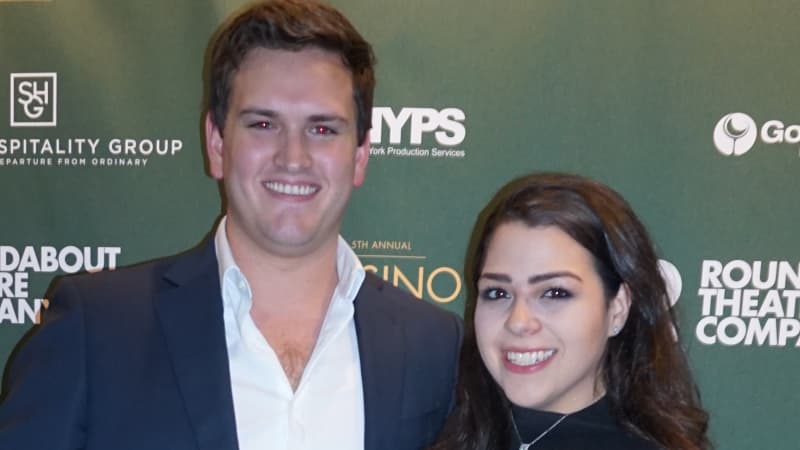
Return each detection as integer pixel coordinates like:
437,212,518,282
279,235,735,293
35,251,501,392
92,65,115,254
254,314,323,391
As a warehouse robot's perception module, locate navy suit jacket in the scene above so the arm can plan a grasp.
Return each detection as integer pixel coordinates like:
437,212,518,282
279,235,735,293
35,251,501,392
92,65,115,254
0,239,462,450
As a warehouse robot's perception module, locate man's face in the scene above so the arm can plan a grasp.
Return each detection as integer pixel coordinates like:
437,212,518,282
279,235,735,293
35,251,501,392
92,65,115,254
206,47,368,258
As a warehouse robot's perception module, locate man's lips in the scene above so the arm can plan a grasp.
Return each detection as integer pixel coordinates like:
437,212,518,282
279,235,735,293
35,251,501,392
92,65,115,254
263,180,320,196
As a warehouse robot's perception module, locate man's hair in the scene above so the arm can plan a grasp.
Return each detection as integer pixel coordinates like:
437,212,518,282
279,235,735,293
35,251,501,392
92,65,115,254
207,0,376,144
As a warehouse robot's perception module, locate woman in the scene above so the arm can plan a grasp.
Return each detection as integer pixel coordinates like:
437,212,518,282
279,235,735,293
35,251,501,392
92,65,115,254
432,173,710,450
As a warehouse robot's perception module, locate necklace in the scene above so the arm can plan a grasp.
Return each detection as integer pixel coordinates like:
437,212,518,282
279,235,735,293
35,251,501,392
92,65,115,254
511,410,569,450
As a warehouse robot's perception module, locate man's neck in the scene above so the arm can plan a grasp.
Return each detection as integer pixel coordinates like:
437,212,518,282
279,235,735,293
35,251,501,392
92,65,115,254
231,240,339,311
224,223,343,391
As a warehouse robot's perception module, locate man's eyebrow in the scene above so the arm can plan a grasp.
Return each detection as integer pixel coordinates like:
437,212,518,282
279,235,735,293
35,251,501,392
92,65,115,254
308,113,348,123
237,109,348,124
238,108,278,118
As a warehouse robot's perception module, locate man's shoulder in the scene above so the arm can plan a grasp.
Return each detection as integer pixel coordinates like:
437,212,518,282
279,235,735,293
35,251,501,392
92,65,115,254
358,272,462,331
52,238,216,297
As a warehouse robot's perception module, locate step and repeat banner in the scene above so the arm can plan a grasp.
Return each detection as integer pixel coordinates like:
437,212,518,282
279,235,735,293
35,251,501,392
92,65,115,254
2,1,798,448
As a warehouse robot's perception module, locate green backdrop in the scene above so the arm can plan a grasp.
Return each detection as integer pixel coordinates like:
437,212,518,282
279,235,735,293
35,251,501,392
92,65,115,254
2,1,799,448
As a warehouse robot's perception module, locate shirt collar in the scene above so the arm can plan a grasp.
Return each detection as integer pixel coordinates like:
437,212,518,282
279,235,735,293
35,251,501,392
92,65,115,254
334,233,366,304
215,216,237,285
214,216,252,324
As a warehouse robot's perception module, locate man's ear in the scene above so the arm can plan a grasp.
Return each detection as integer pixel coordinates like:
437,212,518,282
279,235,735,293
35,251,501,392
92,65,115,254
608,283,632,337
205,112,224,180
352,131,370,187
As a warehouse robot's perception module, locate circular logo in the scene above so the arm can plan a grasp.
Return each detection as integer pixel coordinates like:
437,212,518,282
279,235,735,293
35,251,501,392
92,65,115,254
713,112,757,156
658,259,682,307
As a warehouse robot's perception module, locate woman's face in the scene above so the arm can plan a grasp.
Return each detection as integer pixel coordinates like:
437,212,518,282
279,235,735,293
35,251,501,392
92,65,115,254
474,222,629,413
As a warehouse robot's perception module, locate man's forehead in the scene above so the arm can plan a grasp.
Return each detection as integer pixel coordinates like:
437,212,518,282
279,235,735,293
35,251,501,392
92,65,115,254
230,48,352,94
237,46,350,74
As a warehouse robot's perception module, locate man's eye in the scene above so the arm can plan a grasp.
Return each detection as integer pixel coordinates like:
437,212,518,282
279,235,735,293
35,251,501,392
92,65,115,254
311,125,337,135
479,287,511,301
542,287,572,300
249,121,273,129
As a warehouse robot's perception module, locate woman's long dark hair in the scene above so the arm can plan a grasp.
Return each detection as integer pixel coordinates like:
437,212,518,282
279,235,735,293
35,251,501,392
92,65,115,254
431,173,710,450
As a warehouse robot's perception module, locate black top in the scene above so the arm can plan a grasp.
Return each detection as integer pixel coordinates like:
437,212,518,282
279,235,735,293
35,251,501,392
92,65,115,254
509,397,660,450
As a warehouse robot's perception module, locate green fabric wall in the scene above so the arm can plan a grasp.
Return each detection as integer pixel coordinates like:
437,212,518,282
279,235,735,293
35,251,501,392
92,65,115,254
2,1,798,448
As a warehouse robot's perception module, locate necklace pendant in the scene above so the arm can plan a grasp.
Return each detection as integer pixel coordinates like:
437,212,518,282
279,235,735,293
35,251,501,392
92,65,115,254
513,412,569,450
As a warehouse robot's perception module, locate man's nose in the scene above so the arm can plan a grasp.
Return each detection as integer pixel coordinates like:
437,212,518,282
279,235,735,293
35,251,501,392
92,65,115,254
274,130,312,171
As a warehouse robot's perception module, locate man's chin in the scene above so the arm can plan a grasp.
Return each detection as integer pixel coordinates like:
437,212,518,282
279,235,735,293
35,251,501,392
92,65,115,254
260,231,334,258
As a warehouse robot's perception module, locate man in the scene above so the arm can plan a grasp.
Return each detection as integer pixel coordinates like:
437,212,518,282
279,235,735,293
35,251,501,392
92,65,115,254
0,1,462,449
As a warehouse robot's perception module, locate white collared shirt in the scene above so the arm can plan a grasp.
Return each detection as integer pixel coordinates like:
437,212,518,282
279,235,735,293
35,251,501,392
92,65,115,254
214,217,366,450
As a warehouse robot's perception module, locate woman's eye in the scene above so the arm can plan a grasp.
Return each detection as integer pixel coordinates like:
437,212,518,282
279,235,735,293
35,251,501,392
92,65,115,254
479,287,511,301
542,287,572,300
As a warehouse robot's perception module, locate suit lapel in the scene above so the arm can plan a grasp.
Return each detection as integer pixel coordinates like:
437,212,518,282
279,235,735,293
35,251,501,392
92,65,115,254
355,274,406,450
154,239,239,450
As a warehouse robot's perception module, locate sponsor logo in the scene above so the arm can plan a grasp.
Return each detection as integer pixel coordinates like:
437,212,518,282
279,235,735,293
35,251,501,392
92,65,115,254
696,259,800,347
351,238,462,303
0,245,121,325
657,259,682,340
659,259,682,307
713,112,756,156
10,72,56,127
713,112,800,157
3,71,184,169
369,107,467,160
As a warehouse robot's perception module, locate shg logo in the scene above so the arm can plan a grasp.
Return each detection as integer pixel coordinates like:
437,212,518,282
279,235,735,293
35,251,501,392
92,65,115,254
713,112,757,156
9,72,57,127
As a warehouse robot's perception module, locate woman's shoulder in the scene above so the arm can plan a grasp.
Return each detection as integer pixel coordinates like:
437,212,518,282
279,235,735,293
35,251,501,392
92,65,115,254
541,423,660,450
511,397,665,450
606,431,662,450
558,397,662,450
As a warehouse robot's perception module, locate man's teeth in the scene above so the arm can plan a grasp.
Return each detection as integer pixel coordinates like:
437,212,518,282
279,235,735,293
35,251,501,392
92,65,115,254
506,350,555,366
265,182,318,196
